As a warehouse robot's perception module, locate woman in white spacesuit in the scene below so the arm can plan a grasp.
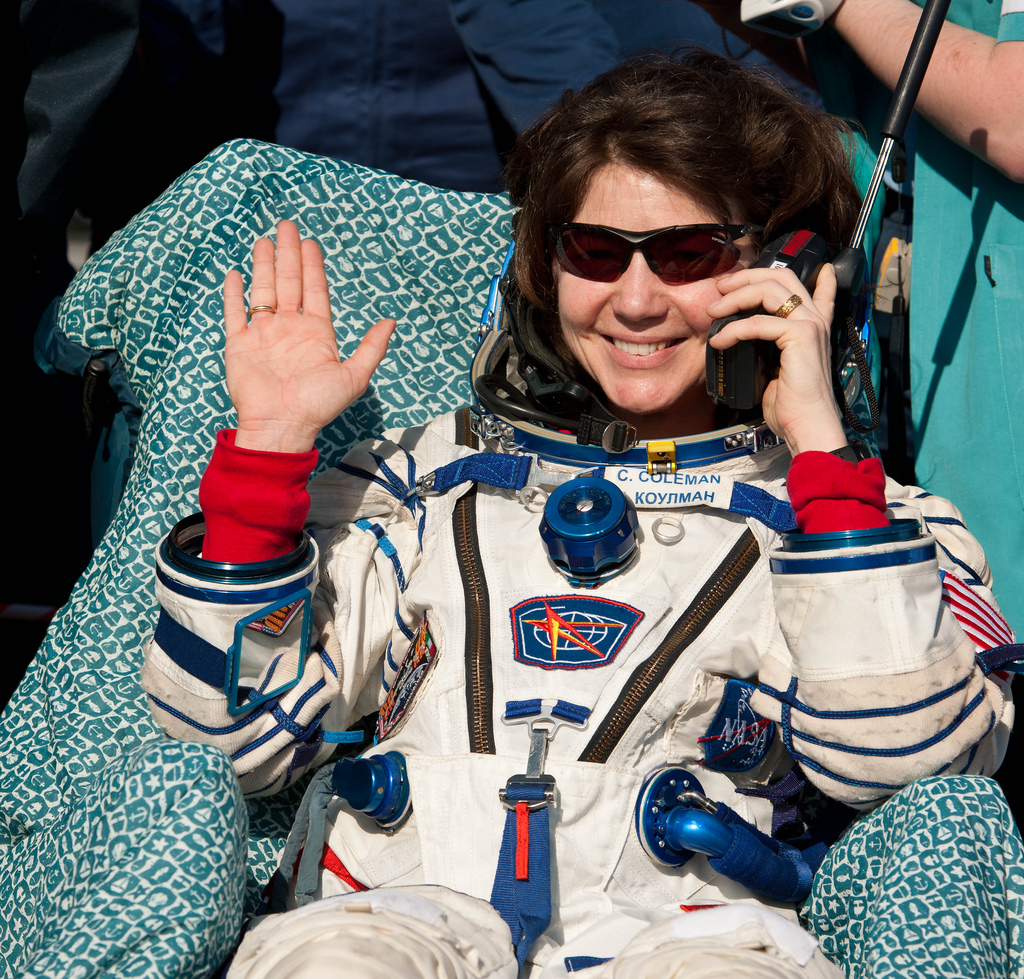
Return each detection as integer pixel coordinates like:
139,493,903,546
141,52,1021,979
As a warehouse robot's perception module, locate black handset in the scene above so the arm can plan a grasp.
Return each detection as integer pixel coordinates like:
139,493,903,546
705,230,829,411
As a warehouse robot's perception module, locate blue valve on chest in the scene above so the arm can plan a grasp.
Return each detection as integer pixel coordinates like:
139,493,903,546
539,476,640,587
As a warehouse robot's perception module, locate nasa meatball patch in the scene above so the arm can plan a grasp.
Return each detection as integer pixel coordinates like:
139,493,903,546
699,678,774,773
510,595,644,670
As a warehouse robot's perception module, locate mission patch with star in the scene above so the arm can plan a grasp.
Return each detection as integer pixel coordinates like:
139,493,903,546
510,595,644,670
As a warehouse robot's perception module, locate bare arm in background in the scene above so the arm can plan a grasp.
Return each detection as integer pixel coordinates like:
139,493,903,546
687,0,1024,181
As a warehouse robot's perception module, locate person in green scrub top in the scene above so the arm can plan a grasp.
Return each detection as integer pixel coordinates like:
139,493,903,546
684,0,1024,640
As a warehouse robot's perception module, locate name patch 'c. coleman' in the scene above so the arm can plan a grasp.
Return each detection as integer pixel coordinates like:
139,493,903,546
510,595,644,670
377,621,438,741
605,467,735,509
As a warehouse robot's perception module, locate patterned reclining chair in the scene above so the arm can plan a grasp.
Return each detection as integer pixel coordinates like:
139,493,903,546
1,138,512,919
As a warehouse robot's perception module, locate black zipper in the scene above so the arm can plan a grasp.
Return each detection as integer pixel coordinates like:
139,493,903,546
578,529,761,765
453,408,495,754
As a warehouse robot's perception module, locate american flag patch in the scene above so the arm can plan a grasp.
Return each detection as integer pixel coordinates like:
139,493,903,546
941,571,1015,658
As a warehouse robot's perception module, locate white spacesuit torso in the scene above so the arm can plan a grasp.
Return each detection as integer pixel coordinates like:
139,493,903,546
144,402,1012,973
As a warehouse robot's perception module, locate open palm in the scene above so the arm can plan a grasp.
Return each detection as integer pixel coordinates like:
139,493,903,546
223,220,396,453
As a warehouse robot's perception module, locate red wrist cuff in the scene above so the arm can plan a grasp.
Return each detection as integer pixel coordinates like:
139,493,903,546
787,451,889,534
198,429,318,562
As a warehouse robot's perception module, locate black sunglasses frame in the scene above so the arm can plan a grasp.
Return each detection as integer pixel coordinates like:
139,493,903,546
548,222,764,284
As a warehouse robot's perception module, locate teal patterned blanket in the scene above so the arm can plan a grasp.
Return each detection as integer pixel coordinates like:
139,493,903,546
0,138,512,906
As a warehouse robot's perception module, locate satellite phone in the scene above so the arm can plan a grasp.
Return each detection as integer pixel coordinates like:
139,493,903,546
705,0,953,426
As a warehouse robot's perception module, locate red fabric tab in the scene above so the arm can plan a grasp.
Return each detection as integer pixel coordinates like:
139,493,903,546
321,843,369,892
787,451,889,534
199,429,318,562
516,800,530,880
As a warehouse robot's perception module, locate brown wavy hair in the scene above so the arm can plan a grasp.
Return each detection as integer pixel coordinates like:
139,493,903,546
505,50,861,326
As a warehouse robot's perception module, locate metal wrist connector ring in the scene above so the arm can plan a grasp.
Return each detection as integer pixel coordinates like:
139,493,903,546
774,294,803,319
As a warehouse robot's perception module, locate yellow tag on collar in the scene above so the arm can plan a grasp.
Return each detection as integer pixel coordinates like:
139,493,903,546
646,440,676,475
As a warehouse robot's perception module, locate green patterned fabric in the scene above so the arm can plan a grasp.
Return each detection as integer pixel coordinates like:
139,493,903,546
802,776,1024,978
0,139,512,916
0,741,246,978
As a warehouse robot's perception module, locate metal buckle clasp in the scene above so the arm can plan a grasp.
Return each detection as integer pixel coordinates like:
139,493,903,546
498,773,556,811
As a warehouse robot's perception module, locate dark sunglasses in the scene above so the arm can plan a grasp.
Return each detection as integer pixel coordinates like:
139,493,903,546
548,222,763,285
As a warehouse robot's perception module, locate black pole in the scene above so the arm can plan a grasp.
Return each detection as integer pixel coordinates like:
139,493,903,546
882,0,954,140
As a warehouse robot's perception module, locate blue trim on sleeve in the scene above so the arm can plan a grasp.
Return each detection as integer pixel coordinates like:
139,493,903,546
254,654,283,696
788,750,907,792
769,543,936,574
395,607,415,642
935,540,984,586
335,460,406,501
156,565,317,605
922,515,966,527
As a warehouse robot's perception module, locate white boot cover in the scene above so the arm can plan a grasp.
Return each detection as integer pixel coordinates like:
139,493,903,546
227,884,517,979
590,906,844,979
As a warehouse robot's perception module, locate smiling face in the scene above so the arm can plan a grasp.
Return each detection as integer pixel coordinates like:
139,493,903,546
555,164,756,440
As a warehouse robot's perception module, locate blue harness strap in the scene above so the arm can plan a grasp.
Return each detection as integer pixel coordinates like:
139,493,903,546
977,643,1024,675
431,453,532,494
730,481,798,532
490,779,553,970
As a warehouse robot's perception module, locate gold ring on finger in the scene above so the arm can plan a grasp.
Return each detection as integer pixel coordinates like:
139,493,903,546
774,295,803,319
248,304,277,314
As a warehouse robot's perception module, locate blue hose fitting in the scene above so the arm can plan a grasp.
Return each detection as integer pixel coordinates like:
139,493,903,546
635,767,734,867
331,750,411,829
539,476,639,587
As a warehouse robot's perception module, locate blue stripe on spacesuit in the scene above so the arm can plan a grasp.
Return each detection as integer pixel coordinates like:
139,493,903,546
395,609,415,642
231,686,328,760
255,654,284,696
758,673,973,719
785,751,904,793
935,541,984,586
146,692,269,735
788,707,996,794
885,503,984,584
920,515,966,528
785,690,989,757
335,460,411,504
316,644,337,677
356,519,408,592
